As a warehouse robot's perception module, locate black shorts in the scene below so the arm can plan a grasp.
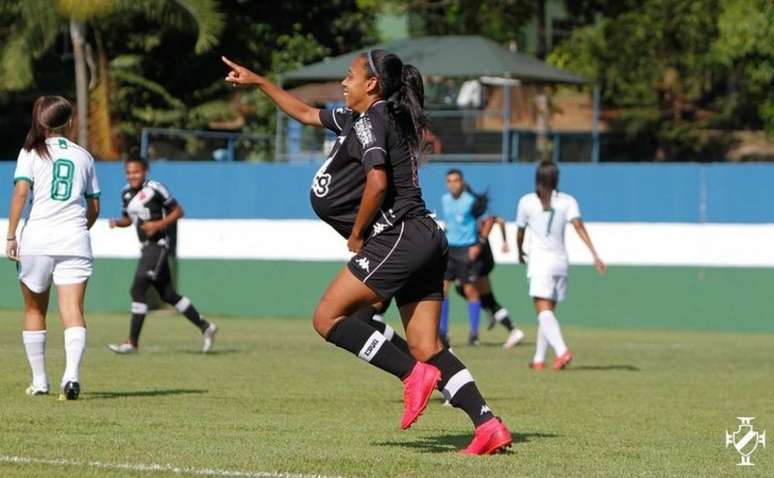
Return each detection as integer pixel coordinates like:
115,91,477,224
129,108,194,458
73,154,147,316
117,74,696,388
135,242,172,284
444,245,486,284
480,241,495,276
348,216,447,307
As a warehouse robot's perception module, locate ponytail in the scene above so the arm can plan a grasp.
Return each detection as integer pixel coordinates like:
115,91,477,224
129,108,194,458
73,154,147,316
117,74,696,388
363,50,428,153
464,183,489,218
23,96,73,160
535,160,559,210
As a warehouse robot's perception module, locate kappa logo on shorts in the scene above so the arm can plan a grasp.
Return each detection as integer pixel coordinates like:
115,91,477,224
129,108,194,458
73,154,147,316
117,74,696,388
354,116,375,147
355,257,370,273
371,222,388,236
481,405,491,415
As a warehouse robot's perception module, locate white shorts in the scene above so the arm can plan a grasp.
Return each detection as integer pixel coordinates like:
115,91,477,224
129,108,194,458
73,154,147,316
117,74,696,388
528,274,568,303
18,255,93,293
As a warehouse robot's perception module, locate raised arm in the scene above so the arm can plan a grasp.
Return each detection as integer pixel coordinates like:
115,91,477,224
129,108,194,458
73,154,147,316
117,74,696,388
6,180,30,260
571,218,606,274
222,56,322,127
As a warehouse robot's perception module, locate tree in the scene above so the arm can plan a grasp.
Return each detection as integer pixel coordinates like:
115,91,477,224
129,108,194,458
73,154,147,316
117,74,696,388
0,0,224,152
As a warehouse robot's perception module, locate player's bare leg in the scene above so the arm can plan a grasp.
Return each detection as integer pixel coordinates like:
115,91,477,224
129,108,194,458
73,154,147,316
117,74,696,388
532,298,571,370
400,299,512,454
20,283,50,396
57,282,88,399
313,267,438,429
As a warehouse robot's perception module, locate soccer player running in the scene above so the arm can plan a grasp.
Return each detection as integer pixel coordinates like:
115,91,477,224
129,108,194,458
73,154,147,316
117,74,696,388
515,160,606,370
223,49,511,454
6,96,100,400
107,152,217,354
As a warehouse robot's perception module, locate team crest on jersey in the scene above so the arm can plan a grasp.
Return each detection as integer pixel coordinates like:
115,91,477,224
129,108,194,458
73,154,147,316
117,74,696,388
354,116,375,147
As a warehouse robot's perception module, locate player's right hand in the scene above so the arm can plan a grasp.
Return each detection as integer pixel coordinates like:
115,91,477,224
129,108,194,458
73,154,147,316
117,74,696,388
6,238,18,261
109,219,117,229
222,56,262,87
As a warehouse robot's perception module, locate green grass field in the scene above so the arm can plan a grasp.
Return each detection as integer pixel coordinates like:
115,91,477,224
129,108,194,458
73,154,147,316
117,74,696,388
1,310,772,477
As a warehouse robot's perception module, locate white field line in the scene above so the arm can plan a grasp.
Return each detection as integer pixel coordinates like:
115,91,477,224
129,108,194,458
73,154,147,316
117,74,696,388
0,454,342,478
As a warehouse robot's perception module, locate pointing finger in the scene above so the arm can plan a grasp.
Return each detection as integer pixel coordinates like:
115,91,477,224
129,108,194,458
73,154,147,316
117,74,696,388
221,56,240,70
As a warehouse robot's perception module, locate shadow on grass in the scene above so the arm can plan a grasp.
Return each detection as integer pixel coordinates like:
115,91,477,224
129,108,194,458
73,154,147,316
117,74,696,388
568,365,641,372
374,431,558,453
177,349,244,356
473,341,534,348
87,389,208,399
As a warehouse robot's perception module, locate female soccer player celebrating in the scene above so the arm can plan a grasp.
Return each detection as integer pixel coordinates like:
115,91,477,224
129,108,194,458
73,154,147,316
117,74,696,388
516,161,606,370
223,50,511,454
107,152,217,354
6,96,100,400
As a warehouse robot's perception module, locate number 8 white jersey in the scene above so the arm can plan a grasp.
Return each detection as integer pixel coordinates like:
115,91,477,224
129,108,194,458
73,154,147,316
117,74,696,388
13,137,100,258
515,191,580,276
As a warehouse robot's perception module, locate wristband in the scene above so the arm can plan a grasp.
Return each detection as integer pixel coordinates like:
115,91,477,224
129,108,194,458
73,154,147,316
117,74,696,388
7,237,16,241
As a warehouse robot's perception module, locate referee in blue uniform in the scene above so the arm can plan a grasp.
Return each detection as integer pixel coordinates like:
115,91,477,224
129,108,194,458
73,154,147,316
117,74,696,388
440,169,486,346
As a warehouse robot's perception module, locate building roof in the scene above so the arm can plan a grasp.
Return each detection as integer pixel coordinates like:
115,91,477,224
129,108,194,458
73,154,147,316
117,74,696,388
283,35,588,85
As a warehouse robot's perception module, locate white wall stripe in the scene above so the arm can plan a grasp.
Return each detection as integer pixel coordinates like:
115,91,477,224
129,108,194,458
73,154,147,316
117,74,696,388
364,222,405,282
0,454,340,478
4,219,774,267
442,369,474,401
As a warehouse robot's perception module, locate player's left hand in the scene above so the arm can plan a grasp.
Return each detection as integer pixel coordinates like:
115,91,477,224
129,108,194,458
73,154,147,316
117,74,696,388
347,235,364,253
501,242,510,253
140,221,163,236
594,257,607,274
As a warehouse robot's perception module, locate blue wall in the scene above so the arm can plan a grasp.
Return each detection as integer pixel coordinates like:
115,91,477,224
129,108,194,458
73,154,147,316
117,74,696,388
1,162,772,223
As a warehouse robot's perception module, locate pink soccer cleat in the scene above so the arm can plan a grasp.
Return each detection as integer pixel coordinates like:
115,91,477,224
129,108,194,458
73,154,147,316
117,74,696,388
400,362,441,430
460,417,513,455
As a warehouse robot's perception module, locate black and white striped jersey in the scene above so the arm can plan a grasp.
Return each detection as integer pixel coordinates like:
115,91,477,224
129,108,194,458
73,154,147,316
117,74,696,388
121,179,178,243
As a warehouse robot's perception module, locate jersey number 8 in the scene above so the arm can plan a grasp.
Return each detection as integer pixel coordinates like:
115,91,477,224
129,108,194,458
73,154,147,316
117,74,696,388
51,159,74,201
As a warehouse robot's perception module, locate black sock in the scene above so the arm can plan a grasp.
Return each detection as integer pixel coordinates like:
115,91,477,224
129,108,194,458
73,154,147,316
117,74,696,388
326,315,415,380
175,297,209,332
129,313,145,346
428,349,494,427
481,292,514,331
353,305,410,354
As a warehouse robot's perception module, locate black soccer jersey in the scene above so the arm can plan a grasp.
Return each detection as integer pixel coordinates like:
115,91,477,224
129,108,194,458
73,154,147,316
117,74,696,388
310,100,428,239
121,179,178,243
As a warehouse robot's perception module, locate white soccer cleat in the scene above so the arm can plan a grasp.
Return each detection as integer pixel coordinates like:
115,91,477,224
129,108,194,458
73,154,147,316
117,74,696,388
108,341,137,354
503,328,525,349
202,323,218,353
25,384,49,396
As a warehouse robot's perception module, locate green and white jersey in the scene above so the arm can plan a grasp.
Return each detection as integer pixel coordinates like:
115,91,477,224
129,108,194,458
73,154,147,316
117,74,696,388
13,137,100,258
515,191,580,277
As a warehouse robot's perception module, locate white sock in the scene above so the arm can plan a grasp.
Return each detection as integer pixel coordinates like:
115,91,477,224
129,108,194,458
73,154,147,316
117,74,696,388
533,323,548,363
22,330,48,389
62,326,87,385
537,310,567,356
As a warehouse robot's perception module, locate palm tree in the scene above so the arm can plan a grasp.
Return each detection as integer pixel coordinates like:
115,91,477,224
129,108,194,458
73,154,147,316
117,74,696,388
0,0,224,152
